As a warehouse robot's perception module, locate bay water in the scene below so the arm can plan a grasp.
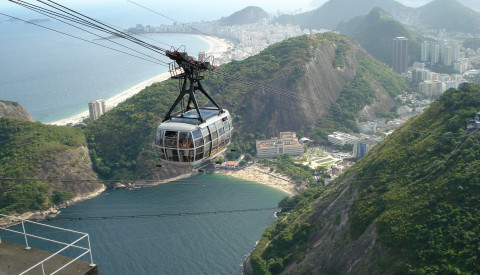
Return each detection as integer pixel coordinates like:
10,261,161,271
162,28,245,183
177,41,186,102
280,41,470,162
0,20,209,123
4,173,288,274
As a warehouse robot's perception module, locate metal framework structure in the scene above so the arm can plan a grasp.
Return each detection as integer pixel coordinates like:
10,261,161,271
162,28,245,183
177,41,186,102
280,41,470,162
0,214,95,275
163,50,223,124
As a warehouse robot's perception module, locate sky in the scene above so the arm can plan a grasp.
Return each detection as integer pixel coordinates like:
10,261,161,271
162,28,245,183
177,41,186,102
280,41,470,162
3,0,476,28
0,0,314,15
0,0,436,17
0,0,314,27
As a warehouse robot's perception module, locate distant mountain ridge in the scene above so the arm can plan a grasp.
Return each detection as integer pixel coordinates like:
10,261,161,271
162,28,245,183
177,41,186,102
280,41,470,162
274,0,412,30
218,6,268,26
418,0,480,34
274,0,480,34
337,7,423,66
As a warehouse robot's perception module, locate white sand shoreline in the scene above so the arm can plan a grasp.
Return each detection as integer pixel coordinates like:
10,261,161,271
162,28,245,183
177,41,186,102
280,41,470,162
49,35,234,126
217,164,299,196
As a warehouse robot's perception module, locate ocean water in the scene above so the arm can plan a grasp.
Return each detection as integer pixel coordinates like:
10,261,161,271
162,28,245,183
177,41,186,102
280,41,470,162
4,173,288,274
0,20,209,123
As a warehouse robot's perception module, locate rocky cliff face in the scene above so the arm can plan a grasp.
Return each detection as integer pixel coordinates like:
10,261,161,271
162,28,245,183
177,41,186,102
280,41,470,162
239,36,394,137
0,100,34,121
40,146,104,198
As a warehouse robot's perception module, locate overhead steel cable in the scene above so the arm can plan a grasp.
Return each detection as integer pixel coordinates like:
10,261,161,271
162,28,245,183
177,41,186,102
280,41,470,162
37,0,169,54
8,0,469,139
28,207,280,222
126,0,212,37
7,0,172,67
8,0,169,58
0,126,477,185
0,12,168,67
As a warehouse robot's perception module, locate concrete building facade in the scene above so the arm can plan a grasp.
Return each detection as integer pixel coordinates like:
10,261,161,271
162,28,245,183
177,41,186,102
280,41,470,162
256,132,304,159
88,99,106,121
393,37,409,74
327,132,359,146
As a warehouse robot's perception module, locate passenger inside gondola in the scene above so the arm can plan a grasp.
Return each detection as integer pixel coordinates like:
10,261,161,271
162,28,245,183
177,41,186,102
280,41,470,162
178,132,193,149
164,131,178,147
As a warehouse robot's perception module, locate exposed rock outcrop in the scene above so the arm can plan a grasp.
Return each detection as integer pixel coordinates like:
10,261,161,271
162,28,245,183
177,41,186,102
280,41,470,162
239,36,395,137
40,146,104,197
0,100,34,121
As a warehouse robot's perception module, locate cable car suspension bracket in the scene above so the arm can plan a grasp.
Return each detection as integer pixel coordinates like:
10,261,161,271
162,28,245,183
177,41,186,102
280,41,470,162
163,50,223,123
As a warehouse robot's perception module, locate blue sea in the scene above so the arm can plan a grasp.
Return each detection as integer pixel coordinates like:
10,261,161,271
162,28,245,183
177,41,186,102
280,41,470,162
0,17,209,123
4,174,288,274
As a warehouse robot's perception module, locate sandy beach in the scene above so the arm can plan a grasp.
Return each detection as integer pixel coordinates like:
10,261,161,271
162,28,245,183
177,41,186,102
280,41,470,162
49,35,234,126
218,164,299,195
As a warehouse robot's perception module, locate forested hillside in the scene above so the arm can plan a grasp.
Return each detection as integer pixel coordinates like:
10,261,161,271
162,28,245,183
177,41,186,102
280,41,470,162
0,118,102,214
245,84,480,274
85,33,408,179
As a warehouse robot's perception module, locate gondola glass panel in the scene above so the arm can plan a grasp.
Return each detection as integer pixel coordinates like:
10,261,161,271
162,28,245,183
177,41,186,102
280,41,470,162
201,127,211,143
204,142,211,158
164,131,178,148
156,130,164,146
209,124,218,140
195,146,204,160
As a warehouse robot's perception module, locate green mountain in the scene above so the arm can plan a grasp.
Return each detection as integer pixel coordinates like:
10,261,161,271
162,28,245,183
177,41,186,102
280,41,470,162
418,0,480,34
219,6,268,26
85,33,408,179
274,0,412,30
245,84,480,274
1,33,409,213
0,118,102,214
337,7,423,66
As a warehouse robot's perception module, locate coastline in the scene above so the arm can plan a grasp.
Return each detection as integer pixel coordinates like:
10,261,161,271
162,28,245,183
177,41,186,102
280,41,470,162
0,173,196,226
217,164,299,196
48,35,234,126
0,185,106,226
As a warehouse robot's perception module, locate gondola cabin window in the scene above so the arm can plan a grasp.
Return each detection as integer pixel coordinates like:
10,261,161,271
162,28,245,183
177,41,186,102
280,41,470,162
155,109,233,166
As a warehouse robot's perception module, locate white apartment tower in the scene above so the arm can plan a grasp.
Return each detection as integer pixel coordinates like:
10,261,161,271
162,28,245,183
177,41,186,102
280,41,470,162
421,41,430,62
441,42,453,66
88,99,106,121
431,43,440,63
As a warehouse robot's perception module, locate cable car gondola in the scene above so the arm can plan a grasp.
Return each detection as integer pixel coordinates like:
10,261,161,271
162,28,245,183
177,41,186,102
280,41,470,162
154,50,233,167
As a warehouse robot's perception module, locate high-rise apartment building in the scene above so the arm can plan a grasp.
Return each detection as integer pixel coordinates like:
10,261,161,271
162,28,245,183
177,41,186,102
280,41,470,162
392,37,408,73
88,99,106,121
421,41,430,62
431,43,440,63
441,42,453,66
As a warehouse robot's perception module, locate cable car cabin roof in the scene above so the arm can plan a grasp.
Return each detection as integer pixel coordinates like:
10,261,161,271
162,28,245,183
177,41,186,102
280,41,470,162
158,108,230,131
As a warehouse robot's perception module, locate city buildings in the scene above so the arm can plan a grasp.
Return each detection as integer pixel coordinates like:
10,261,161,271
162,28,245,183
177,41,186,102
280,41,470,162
327,132,359,146
88,99,106,121
256,132,304,158
353,137,379,159
393,37,409,73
